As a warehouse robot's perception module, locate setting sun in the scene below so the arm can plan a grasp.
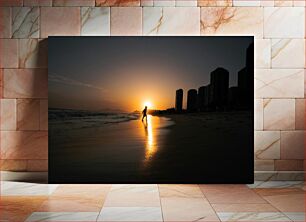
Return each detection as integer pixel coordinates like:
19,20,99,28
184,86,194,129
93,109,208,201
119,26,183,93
143,101,153,109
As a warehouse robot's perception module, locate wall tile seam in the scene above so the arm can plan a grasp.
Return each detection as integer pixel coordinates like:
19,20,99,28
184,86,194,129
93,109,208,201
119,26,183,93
0,1,303,8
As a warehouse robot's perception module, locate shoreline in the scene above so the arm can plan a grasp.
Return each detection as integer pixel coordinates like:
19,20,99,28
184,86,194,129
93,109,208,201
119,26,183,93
49,111,253,183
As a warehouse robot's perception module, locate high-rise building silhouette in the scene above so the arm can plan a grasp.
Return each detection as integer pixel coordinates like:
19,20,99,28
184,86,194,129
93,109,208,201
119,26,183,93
238,43,254,107
238,67,247,90
245,43,254,107
198,86,205,111
246,42,254,75
210,67,229,109
187,89,197,112
175,89,183,112
204,84,212,108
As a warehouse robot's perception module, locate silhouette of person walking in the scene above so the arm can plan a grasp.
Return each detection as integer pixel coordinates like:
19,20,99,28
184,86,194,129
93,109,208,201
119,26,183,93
142,106,148,122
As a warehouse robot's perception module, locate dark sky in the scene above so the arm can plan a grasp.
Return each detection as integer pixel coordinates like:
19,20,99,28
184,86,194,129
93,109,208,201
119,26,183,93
49,36,253,112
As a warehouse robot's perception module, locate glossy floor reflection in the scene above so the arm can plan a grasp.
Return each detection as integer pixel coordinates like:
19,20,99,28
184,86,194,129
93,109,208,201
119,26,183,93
0,178,304,222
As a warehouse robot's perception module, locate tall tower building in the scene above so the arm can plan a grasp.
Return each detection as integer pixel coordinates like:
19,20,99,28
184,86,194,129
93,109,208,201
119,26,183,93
187,89,197,112
210,67,229,109
238,43,254,107
175,89,183,112
198,86,205,111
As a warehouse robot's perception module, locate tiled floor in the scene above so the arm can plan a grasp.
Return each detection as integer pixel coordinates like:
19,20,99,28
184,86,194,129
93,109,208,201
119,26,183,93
0,181,305,222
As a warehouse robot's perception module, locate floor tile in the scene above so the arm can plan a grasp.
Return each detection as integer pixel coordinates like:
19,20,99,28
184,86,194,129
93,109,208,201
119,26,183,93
159,184,204,198
217,212,291,221
0,196,47,221
52,184,111,198
37,196,104,212
25,212,99,221
248,181,304,189
283,212,305,222
199,185,266,204
212,203,278,212
97,207,162,221
254,188,304,196
161,197,219,221
255,188,305,212
103,184,160,207
1,181,58,196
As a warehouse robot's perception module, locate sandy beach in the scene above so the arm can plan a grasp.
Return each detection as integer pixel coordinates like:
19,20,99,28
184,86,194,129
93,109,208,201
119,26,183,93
49,111,253,183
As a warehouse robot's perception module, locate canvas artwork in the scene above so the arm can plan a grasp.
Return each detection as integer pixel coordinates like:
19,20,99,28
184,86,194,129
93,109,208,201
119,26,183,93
48,36,254,183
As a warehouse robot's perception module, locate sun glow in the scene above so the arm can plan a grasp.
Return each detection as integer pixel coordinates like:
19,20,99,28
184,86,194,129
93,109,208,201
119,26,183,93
143,101,153,109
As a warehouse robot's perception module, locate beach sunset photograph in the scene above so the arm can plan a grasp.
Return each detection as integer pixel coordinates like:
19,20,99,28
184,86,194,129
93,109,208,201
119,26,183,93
48,36,254,183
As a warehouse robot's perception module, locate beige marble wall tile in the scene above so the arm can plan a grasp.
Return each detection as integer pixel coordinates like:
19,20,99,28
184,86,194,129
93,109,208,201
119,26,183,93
53,0,95,6
141,0,154,6
295,99,304,130
143,7,200,35
27,159,48,171
0,99,16,130
19,39,48,68
41,7,80,38
0,69,3,98
200,7,263,38
254,171,304,181
264,7,305,38
23,0,52,6
280,130,304,159
81,7,110,36
256,39,271,68
304,69,306,98
154,0,176,6
233,0,260,6
0,39,18,68
40,99,48,130
255,99,263,130
275,160,304,171
0,0,22,6
96,0,140,6
111,7,142,36
176,0,197,6
274,0,293,6
263,99,295,130
1,131,48,159
3,69,48,99
198,0,232,6
272,39,305,68
293,0,305,6
255,131,280,160
0,7,11,38
254,160,274,171
0,159,27,171
17,99,40,130
256,69,304,98
12,7,39,38
260,0,274,6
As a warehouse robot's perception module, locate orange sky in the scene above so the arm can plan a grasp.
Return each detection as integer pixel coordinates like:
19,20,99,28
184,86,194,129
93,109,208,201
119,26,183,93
49,37,252,112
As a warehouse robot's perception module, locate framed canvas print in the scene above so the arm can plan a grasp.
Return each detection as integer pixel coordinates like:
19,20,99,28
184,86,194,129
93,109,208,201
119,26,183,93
48,36,254,183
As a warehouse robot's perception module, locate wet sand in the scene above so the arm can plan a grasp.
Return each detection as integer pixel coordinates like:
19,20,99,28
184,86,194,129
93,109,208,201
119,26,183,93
148,112,253,183
49,115,173,183
49,112,253,183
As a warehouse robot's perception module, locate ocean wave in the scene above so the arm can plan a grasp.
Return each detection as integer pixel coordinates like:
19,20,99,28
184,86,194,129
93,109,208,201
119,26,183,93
49,108,140,129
